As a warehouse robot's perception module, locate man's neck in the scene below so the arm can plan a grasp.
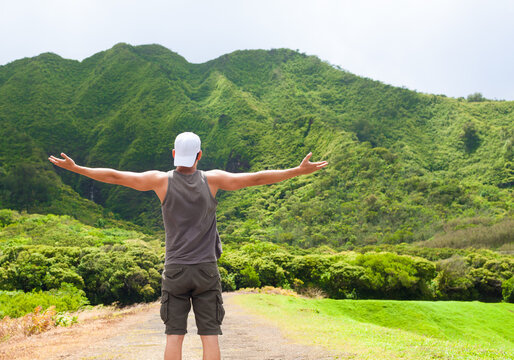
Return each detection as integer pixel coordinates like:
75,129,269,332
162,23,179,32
175,166,197,174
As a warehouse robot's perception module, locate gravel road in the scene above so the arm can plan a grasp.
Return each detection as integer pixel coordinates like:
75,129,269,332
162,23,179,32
2,292,352,360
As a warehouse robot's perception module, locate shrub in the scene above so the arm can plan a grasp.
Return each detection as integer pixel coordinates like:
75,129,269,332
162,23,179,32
22,305,57,335
434,254,475,300
320,262,369,299
470,267,503,301
354,252,435,300
54,312,78,327
253,258,286,287
0,209,16,227
501,276,514,303
219,267,236,291
238,265,261,288
0,283,88,319
288,254,332,287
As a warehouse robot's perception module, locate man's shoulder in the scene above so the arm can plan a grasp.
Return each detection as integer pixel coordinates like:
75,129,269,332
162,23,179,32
149,170,170,178
147,170,170,186
203,169,227,178
203,169,226,187
203,169,232,178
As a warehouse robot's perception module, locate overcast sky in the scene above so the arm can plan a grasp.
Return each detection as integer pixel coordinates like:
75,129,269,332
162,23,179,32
1,0,513,100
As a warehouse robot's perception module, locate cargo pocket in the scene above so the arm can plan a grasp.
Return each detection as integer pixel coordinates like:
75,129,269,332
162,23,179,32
199,267,218,279
216,293,225,325
164,267,185,280
160,291,169,324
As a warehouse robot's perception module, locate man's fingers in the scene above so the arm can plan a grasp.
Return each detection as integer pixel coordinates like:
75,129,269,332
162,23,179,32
48,155,67,166
301,152,313,162
309,161,328,166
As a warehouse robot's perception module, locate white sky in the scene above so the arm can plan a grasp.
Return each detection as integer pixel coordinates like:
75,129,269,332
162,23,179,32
1,0,513,100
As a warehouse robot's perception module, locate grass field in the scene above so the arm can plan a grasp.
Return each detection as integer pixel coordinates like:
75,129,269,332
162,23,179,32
232,292,514,360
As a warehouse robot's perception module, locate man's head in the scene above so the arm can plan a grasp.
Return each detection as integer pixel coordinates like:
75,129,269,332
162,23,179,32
173,132,202,168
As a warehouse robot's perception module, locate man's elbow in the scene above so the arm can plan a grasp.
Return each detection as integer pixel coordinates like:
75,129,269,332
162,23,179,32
250,173,264,187
103,174,120,185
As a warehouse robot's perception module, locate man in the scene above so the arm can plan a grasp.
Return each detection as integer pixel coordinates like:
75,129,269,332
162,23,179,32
48,131,328,360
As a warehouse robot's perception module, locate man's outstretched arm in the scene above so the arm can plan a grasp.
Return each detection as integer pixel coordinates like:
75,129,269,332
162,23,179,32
48,153,162,192
207,152,328,191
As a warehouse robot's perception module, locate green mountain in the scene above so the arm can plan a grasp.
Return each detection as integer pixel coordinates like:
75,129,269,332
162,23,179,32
0,43,512,251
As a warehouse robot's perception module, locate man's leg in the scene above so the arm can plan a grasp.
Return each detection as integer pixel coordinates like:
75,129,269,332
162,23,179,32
191,263,224,360
161,265,192,360
164,334,185,360
200,335,220,360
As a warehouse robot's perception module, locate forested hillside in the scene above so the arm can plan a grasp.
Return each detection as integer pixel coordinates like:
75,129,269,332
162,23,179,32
0,43,512,251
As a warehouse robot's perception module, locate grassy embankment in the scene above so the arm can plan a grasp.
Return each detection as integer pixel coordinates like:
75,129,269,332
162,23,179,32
233,292,514,360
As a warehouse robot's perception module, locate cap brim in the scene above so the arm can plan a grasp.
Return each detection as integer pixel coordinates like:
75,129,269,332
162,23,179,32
174,154,196,167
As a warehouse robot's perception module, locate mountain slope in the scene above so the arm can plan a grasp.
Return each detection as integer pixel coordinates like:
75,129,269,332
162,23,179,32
0,43,512,250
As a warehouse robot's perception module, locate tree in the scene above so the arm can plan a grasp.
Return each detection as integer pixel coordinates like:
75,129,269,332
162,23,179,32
460,121,481,153
1,163,57,211
467,92,486,102
350,118,380,147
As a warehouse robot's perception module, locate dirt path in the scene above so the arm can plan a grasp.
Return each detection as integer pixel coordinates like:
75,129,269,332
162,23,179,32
2,292,349,360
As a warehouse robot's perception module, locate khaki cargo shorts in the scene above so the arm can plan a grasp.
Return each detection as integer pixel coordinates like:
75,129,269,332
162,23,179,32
160,261,225,335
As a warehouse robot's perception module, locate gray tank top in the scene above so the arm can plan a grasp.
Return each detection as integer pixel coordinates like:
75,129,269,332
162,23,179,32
161,169,222,265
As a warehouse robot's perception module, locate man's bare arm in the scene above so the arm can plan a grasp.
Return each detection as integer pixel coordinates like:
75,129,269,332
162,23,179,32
48,153,162,192
207,152,328,191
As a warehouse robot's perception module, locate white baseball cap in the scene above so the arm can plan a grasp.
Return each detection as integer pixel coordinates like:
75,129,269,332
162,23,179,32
174,132,201,167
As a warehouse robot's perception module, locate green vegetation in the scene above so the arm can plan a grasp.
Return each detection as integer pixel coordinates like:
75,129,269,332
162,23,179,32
0,209,153,247
233,293,514,359
0,43,511,252
1,209,511,314
0,283,88,318
218,240,513,302
0,210,164,309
